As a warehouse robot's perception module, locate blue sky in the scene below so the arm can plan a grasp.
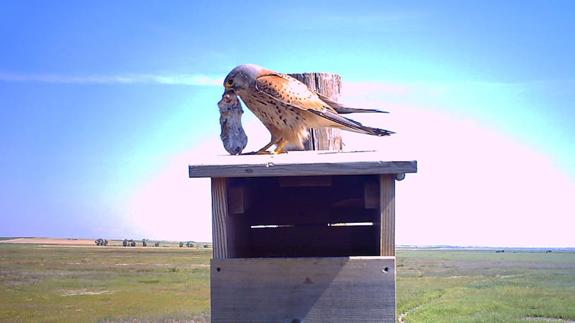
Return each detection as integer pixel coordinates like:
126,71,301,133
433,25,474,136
1,1,574,246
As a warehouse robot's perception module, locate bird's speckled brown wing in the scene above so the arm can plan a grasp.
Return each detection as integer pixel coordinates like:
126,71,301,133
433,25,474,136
254,73,329,112
254,73,380,134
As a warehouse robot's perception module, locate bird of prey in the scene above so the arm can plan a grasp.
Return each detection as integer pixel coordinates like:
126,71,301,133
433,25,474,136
223,64,394,154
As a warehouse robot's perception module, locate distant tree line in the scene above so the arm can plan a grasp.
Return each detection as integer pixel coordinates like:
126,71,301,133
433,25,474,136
179,241,211,248
95,238,209,248
180,241,195,248
94,238,108,246
123,239,137,247
122,239,160,247
94,238,161,247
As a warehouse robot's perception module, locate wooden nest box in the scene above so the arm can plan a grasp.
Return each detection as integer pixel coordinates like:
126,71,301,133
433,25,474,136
189,151,417,322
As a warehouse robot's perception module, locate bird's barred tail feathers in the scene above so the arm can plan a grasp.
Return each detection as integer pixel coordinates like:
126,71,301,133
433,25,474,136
354,125,395,137
308,109,395,137
370,126,395,136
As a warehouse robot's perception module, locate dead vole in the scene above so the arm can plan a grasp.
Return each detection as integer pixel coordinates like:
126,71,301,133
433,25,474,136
218,90,248,155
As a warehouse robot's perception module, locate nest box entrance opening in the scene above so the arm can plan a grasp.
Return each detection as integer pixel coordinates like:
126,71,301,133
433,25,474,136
226,174,382,258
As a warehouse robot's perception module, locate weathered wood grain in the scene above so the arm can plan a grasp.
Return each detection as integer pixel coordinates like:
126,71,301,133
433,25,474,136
289,72,343,151
211,257,396,323
211,178,232,259
380,175,395,257
189,151,416,178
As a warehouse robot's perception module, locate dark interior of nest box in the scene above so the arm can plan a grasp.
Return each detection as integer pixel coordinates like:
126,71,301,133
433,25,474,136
226,175,382,258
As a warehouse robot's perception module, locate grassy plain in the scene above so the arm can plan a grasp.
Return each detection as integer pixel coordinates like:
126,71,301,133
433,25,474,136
1,243,574,322
396,249,575,322
0,243,210,322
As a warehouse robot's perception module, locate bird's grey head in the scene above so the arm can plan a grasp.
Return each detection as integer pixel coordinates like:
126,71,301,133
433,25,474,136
223,64,264,92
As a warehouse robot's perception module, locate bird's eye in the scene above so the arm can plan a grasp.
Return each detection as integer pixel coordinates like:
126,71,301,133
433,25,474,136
227,79,234,85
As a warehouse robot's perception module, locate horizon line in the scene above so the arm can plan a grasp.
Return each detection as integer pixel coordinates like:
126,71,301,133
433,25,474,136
1,236,573,249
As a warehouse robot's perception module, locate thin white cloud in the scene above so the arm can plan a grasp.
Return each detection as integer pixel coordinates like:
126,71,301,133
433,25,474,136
0,72,223,86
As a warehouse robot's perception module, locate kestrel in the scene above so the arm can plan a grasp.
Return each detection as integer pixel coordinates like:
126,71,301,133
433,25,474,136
223,64,394,154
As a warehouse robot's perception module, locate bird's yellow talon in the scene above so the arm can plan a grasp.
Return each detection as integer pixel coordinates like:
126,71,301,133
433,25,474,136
272,140,288,154
241,150,271,155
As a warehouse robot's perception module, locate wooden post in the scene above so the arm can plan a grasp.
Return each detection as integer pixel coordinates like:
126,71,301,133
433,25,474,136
289,73,343,151
379,174,396,321
380,175,395,257
211,177,232,259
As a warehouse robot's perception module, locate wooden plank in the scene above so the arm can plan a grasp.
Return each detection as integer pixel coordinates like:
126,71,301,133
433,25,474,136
289,72,343,151
211,178,232,259
189,151,416,178
380,175,395,257
211,257,396,323
244,207,378,227
228,185,249,214
364,180,379,209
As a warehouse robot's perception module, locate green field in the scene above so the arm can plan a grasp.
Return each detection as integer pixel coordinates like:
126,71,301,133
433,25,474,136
0,244,211,322
396,249,575,322
1,244,574,322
